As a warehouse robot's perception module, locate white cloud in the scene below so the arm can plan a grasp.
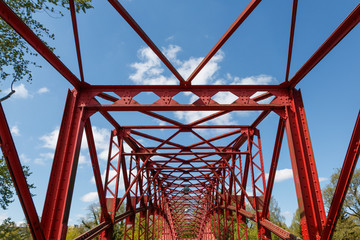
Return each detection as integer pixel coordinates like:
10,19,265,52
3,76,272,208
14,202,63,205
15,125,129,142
40,127,59,149
40,126,130,164
174,76,275,125
129,45,276,126
165,35,175,42
275,168,293,182
78,154,89,165
91,169,121,190
34,152,53,165
266,168,293,183
37,87,49,94
130,46,176,85
180,51,224,85
10,125,20,136
212,92,238,104
129,45,224,85
80,192,98,203
41,126,109,151
228,74,276,85
11,84,31,99
19,153,31,163
82,126,110,161
174,110,235,127
319,177,328,182
163,44,182,64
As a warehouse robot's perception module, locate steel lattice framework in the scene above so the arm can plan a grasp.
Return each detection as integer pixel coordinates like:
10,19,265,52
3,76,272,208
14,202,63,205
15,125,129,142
0,0,360,239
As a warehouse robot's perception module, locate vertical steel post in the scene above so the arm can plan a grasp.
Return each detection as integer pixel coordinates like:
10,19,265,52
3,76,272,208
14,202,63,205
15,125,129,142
41,89,87,239
233,152,248,239
262,118,285,219
285,89,326,239
248,129,271,239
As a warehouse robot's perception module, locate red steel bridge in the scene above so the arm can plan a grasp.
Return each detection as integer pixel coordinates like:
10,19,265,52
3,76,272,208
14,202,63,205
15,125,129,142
0,0,360,239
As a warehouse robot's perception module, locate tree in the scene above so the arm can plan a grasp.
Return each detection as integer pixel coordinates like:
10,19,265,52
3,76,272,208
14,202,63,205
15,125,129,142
66,203,126,239
269,197,288,240
289,208,302,238
0,217,31,240
290,168,360,239
322,168,360,239
0,0,92,90
0,156,34,210
0,157,34,239
269,197,287,228
243,197,288,239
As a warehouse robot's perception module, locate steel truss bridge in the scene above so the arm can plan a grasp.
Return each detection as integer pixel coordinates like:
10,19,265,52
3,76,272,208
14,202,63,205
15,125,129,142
0,0,360,239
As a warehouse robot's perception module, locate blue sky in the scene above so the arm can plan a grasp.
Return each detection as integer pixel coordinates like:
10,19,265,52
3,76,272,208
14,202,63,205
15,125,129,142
1,0,360,227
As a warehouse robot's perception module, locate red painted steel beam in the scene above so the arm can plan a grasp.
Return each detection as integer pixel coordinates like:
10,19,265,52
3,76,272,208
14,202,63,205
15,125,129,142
84,120,110,221
218,206,300,240
124,124,249,129
86,103,285,111
285,0,298,82
262,117,285,218
122,151,246,156
251,110,271,128
287,3,360,88
260,219,300,240
69,0,85,82
130,129,185,148
0,0,82,89
86,84,286,91
140,111,184,127
0,104,45,240
321,111,360,240
285,89,326,239
188,110,232,127
108,0,186,85
75,206,165,240
186,0,262,84
41,90,87,239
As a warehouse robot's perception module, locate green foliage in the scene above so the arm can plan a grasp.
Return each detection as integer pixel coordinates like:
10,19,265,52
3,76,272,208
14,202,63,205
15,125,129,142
289,168,360,239
0,218,31,240
245,198,288,240
289,208,302,238
66,225,83,240
322,168,360,239
0,157,34,239
0,0,92,88
269,197,288,240
66,203,126,239
209,198,288,239
0,156,34,210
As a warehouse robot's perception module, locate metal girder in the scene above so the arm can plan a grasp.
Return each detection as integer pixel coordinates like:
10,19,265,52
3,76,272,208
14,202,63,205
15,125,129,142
0,104,45,240
108,0,185,85
0,0,82,89
285,89,326,239
321,111,360,240
186,0,262,84
284,0,298,82
218,205,301,240
262,117,285,219
1,0,360,239
84,120,110,222
287,3,360,88
69,0,85,83
41,90,88,239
